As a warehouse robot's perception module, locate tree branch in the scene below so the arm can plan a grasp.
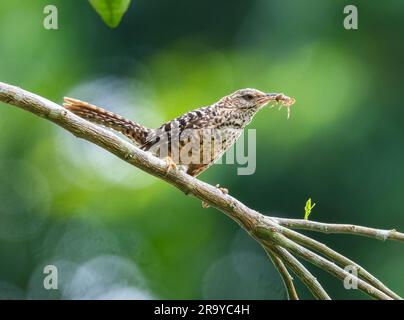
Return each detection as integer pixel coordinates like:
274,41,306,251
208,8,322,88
274,218,404,242
1,81,403,300
255,225,393,299
265,245,331,300
274,220,400,299
273,222,401,300
264,246,299,300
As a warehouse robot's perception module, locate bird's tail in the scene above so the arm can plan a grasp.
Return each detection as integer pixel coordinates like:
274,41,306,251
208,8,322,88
63,97,151,145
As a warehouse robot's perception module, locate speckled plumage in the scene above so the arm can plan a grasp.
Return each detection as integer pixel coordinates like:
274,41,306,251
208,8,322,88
64,88,294,176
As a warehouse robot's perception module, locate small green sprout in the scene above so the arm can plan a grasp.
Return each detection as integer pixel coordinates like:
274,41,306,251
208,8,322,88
304,198,316,220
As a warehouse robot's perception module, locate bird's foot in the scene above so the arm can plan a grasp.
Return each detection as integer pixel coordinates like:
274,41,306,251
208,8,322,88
164,156,177,174
202,201,210,209
202,184,229,208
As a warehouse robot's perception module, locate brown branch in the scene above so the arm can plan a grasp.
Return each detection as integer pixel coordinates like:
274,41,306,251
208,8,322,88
264,246,299,300
266,245,331,300
255,225,393,300
271,221,401,300
274,217,404,242
1,81,403,300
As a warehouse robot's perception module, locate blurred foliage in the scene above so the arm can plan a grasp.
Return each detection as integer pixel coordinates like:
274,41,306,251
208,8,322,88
0,0,404,299
89,0,132,28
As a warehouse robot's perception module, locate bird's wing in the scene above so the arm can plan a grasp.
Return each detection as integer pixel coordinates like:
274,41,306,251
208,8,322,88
141,106,215,152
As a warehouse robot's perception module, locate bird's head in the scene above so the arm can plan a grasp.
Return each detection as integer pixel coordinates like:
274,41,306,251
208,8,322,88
219,88,295,112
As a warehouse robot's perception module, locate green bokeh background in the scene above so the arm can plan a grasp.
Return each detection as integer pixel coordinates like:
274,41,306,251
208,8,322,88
0,0,403,299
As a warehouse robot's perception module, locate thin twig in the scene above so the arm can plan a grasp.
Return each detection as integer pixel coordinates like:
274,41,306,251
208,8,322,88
255,226,392,300
273,218,404,242
267,245,331,300
264,246,299,300
272,221,402,300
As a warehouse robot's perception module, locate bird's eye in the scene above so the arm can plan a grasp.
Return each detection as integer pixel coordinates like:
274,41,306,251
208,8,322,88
242,94,254,101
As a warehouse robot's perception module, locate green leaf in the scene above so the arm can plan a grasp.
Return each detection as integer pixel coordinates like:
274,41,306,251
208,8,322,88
89,0,132,28
304,198,316,220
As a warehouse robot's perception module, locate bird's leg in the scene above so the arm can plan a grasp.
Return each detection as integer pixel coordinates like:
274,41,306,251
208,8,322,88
164,156,177,174
202,184,229,208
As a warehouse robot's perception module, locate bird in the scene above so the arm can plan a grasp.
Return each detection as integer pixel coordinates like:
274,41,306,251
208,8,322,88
63,88,295,185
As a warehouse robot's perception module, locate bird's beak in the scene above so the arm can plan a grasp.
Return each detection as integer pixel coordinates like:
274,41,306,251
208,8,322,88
266,93,282,100
257,93,282,106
